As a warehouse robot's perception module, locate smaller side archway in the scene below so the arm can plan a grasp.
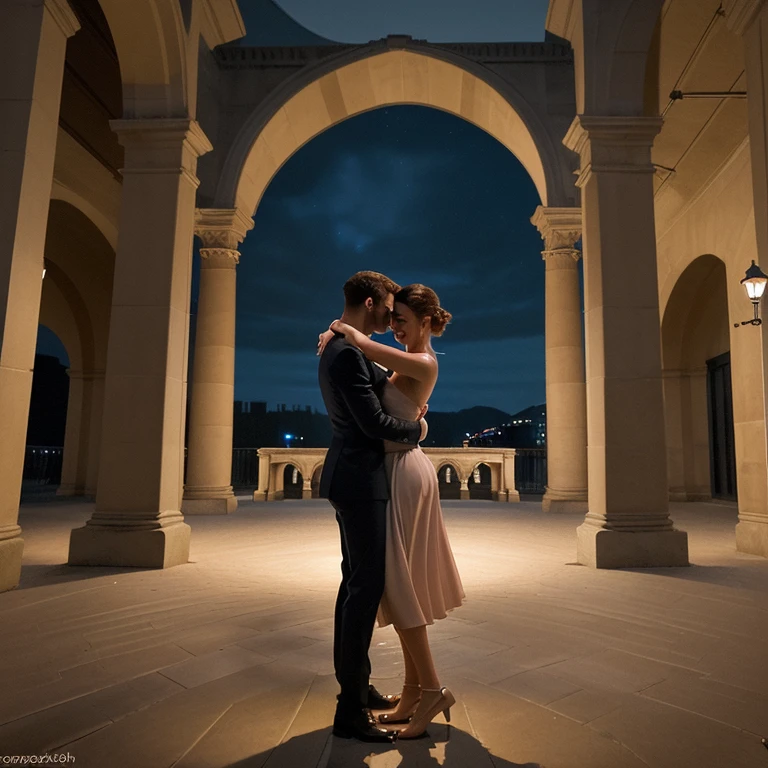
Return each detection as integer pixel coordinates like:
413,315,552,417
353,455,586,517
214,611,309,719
468,462,494,500
661,254,731,502
437,463,462,500
310,463,324,499
282,464,303,499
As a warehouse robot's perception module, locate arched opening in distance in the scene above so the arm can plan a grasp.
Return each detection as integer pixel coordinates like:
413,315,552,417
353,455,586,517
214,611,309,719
437,464,462,500
230,104,545,440
661,254,731,502
24,328,70,496
283,465,304,499
468,463,492,500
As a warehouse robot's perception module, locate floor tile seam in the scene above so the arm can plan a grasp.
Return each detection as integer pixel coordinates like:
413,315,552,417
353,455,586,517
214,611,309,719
504,598,747,639
51,641,195,676
528,599,738,638
600,646,710,676
33,605,227,635
633,688,768,739
48,720,115,754
168,702,235,768
257,675,318,768
0,585,119,614
3,661,193,725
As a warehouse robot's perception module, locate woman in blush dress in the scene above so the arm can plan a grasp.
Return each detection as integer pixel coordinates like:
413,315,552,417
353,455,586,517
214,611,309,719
322,284,465,739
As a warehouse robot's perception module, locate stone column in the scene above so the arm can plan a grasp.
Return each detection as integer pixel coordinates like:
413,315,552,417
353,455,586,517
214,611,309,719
564,115,688,568
503,452,520,503
69,119,212,568
725,0,768,557
302,478,312,499
183,209,253,515
459,478,470,500
531,207,588,513
57,370,89,496
84,371,105,497
253,451,271,501
0,0,79,591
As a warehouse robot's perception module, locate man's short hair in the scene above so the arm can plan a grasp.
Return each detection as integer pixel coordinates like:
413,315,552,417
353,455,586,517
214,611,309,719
343,271,400,307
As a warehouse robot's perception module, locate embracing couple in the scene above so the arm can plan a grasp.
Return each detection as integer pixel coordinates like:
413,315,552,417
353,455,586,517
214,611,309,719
317,271,465,743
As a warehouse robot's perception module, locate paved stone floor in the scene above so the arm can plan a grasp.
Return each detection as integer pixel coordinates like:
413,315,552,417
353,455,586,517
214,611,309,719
2,497,767,768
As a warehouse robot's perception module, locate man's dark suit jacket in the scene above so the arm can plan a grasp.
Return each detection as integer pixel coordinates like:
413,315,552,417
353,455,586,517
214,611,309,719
318,334,421,501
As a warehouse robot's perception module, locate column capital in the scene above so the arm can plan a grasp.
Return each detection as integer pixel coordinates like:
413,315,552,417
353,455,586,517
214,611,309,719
46,0,81,37
564,115,663,187
195,208,254,250
722,0,767,34
531,206,582,252
199,248,240,267
110,118,213,156
109,119,213,183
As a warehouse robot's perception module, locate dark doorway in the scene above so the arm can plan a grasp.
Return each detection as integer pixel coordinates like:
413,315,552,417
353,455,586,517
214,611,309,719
468,463,492,500
438,465,461,500
706,352,737,500
283,465,303,499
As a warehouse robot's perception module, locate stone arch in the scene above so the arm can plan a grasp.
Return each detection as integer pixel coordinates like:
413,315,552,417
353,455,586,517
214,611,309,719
556,0,665,115
436,460,463,483
310,462,324,499
608,0,665,114
469,461,494,500
216,45,574,218
282,463,303,499
96,0,190,117
661,254,730,501
51,182,118,252
437,461,462,500
39,200,115,497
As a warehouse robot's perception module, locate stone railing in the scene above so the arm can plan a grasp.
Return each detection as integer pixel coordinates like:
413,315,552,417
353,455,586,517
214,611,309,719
251,446,521,502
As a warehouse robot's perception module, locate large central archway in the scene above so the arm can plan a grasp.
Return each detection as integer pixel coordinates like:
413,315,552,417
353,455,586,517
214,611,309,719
215,45,575,216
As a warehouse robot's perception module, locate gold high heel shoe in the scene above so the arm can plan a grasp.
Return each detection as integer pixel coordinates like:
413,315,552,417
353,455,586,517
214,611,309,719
379,683,421,724
396,686,455,739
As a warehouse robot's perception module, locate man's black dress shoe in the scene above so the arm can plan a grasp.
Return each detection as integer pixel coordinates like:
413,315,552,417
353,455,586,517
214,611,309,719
367,684,400,710
332,708,397,743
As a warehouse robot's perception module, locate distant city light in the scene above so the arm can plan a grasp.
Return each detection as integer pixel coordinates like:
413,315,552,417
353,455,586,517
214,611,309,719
284,434,293,440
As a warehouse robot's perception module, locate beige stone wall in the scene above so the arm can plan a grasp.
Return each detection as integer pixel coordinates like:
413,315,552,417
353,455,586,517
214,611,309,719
656,141,768,525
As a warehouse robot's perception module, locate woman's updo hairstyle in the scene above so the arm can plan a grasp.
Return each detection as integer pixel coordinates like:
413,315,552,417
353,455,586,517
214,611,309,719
394,284,452,337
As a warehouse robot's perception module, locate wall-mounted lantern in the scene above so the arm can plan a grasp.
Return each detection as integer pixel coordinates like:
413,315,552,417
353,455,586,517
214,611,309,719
735,260,768,327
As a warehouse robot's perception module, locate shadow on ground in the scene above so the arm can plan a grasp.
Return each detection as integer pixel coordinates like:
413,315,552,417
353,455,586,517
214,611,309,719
225,727,542,768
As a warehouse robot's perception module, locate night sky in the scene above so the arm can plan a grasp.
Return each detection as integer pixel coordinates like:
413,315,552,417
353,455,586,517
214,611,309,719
37,1,554,417
232,105,545,414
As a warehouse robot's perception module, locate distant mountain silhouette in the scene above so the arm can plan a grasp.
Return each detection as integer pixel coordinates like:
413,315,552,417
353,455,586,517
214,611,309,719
234,402,513,449
420,406,513,448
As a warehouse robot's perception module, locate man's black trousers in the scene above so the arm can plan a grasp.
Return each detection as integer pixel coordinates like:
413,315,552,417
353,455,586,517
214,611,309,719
331,498,387,717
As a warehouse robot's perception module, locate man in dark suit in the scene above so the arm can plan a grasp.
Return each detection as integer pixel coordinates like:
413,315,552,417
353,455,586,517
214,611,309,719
318,271,425,743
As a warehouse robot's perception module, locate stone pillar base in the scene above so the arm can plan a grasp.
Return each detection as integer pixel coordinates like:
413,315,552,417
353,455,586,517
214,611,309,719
68,523,191,568
576,523,689,568
301,489,312,499
253,490,267,501
0,538,24,592
460,489,470,500
182,496,237,515
735,519,768,558
543,489,588,513
267,491,285,501
498,489,520,503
